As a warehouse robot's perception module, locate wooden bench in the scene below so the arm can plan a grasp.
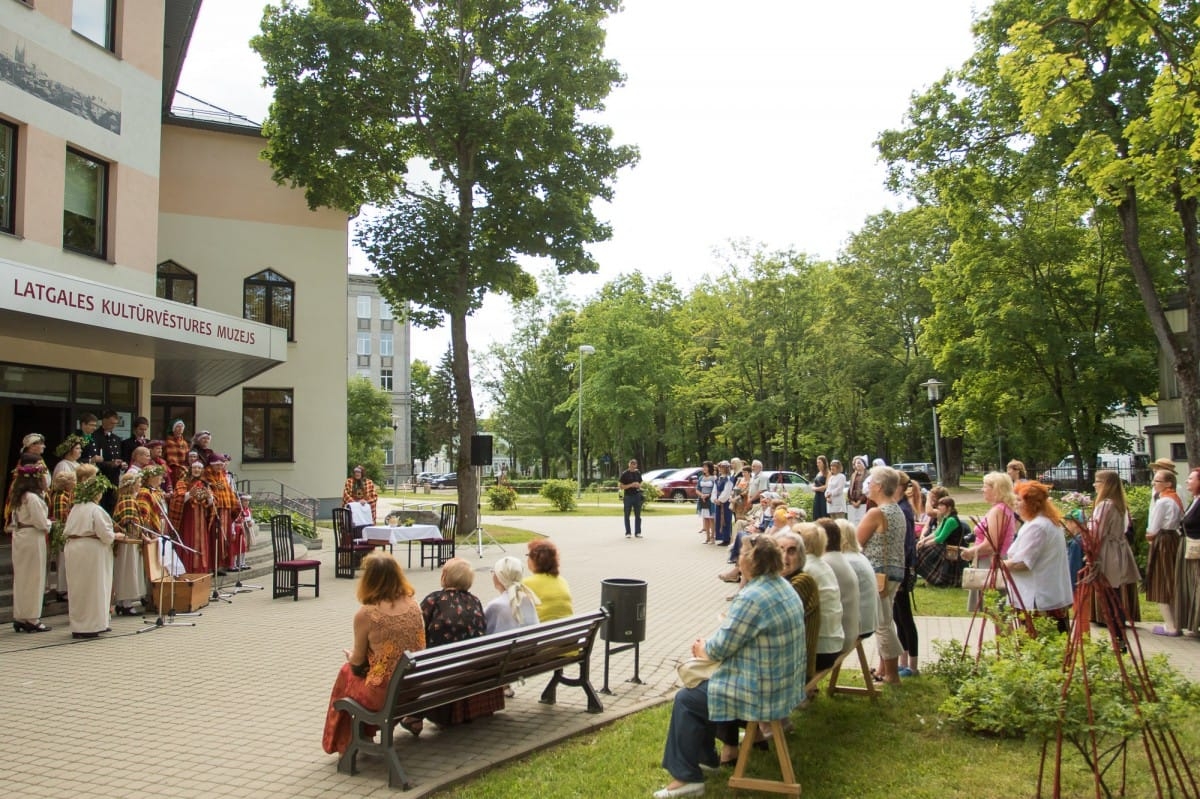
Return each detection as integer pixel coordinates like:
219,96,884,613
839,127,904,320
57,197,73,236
334,609,609,790
728,639,878,796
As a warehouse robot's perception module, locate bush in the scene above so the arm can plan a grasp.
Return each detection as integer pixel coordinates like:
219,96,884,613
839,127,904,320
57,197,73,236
486,484,518,511
931,603,1200,796
641,483,661,503
1126,485,1151,572
251,506,317,539
540,479,578,511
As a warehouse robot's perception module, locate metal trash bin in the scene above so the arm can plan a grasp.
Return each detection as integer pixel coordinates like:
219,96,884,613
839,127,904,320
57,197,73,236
600,578,647,643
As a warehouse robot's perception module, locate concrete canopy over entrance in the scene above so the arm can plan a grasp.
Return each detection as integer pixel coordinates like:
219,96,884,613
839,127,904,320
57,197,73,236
1,260,286,396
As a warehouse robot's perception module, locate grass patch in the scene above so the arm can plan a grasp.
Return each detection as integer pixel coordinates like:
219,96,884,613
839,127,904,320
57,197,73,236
432,677,1200,799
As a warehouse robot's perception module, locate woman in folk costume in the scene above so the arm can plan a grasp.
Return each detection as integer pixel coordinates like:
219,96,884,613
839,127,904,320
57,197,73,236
230,493,256,571
172,460,215,573
63,465,121,638
47,463,78,601
136,465,173,593
163,420,190,486
8,458,52,633
342,465,379,530
111,470,147,616
203,454,240,573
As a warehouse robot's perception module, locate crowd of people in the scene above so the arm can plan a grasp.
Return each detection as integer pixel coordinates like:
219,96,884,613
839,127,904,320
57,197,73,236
322,543,566,754
4,415,254,638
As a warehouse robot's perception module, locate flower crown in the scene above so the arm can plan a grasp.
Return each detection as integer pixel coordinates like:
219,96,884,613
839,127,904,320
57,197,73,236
140,464,166,478
74,473,114,505
55,434,88,458
16,462,47,478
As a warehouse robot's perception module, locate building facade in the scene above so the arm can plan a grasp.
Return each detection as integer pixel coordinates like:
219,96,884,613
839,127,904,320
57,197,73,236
0,1,347,510
346,273,412,485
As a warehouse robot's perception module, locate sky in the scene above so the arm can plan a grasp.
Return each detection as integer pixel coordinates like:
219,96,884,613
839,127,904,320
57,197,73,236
175,1,987,365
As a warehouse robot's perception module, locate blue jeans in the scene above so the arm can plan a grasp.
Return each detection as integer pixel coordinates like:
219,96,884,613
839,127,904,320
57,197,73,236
661,683,719,782
623,492,643,536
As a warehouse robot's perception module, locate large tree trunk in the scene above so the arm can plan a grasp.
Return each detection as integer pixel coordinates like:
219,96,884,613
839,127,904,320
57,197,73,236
451,306,478,536
1117,190,1200,468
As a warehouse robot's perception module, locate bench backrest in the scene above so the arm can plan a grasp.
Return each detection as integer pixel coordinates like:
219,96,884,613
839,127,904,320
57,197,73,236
382,609,608,719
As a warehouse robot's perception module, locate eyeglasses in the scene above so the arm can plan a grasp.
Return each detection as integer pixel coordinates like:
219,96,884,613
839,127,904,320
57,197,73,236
781,545,799,554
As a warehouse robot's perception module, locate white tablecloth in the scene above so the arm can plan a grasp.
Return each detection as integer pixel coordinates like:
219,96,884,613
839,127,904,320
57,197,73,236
362,524,442,544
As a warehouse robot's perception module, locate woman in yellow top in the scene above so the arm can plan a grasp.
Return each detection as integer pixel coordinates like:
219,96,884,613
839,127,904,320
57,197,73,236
522,539,573,621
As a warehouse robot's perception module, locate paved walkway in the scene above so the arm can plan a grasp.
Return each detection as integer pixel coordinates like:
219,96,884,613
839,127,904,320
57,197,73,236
1,505,1197,798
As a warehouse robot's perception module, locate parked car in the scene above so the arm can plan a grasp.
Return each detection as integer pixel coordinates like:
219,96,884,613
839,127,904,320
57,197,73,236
640,467,681,483
1037,453,1149,489
759,471,812,494
431,472,458,488
415,472,440,485
652,467,704,502
893,462,938,486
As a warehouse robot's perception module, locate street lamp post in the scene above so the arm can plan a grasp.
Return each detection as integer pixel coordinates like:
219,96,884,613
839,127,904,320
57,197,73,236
920,378,945,484
577,344,595,497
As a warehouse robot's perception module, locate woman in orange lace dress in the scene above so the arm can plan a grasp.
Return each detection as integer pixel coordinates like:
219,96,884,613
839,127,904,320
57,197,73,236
322,553,426,755
171,460,214,573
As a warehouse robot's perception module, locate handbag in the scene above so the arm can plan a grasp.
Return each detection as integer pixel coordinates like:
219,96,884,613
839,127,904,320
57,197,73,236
1186,536,1200,561
944,545,961,562
676,657,720,689
962,562,1006,591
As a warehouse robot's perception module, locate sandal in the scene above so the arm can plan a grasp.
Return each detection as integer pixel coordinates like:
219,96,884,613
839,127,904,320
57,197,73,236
25,621,51,633
399,716,423,738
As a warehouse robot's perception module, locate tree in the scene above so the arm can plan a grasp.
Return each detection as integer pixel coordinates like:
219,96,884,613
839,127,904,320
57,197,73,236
346,378,393,484
992,0,1200,464
254,0,638,533
877,0,1158,476
409,359,436,466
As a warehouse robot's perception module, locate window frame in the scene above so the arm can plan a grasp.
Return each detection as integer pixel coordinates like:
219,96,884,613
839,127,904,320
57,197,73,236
156,260,198,306
379,301,393,321
243,269,295,341
356,295,371,318
242,387,294,463
380,334,394,357
380,368,393,392
0,119,15,234
357,333,371,356
63,146,109,259
72,0,117,51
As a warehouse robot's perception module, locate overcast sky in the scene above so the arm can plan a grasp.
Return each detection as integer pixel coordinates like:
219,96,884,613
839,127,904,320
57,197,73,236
176,1,986,364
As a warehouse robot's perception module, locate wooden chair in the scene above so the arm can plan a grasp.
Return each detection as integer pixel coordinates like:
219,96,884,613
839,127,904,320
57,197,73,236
332,507,379,579
728,719,801,796
270,514,321,600
418,502,457,570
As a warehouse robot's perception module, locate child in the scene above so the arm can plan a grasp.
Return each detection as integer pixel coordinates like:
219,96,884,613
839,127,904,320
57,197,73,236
1064,509,1087,592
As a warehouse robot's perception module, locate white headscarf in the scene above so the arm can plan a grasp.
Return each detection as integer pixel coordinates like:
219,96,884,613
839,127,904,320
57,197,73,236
493,555,540,623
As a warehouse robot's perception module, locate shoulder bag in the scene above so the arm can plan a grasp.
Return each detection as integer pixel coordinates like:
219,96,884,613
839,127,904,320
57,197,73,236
676,656,720,689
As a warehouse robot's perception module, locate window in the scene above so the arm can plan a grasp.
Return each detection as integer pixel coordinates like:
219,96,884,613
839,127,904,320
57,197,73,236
380,302,393,321
357,317,371,331
357,333,371,356
356,369,371,380
243,269,294,340
384,446,394,466
1,120,15,234
242,388,293,461
356,296,371,318
380,369,393,392
63,148,108,258
380,334,393,357
72,0,116,50
156,261,197,305
1172,443,1188,462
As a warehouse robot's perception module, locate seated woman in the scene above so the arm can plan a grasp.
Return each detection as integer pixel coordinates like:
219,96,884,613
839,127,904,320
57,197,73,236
523,539,573,622
816,519,860,652
915,496,967,587
835,519,878,640
322,553,425,755
484,555,540,634
417,558,505,730
797,522,844,672
656,535,805,799
775,529,821,682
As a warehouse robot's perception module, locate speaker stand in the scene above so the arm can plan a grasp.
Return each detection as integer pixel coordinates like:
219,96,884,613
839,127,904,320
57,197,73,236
472,464,504,557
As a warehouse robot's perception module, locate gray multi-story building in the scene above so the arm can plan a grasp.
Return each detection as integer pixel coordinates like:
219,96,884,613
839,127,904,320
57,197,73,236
347,274,412,485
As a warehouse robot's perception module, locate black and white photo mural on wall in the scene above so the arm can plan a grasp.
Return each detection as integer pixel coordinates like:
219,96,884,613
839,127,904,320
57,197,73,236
0,28,121,134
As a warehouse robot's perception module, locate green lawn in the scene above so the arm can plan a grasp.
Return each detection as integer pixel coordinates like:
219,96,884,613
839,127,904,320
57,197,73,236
431,675,1199,799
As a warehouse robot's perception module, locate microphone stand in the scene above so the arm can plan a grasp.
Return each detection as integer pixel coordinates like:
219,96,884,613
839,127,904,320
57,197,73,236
137,521,200,632
209,512,234,604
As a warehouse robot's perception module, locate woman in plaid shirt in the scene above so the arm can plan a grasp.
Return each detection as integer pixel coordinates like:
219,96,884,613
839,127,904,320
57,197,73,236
656,535,806,798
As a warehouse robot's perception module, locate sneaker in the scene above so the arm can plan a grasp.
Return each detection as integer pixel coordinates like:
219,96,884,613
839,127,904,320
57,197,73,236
897,667,914,677
625,534,631,538
635,534,643,538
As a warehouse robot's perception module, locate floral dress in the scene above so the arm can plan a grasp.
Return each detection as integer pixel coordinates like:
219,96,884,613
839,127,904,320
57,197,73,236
322,600,426,754
420,588,505,725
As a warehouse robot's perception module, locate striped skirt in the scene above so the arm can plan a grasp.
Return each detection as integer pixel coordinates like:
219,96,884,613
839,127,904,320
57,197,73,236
1172,541,1200,633
1144,529,1180,604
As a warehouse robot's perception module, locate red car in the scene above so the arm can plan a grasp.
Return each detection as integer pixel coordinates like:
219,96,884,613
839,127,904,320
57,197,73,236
651,467,704,502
